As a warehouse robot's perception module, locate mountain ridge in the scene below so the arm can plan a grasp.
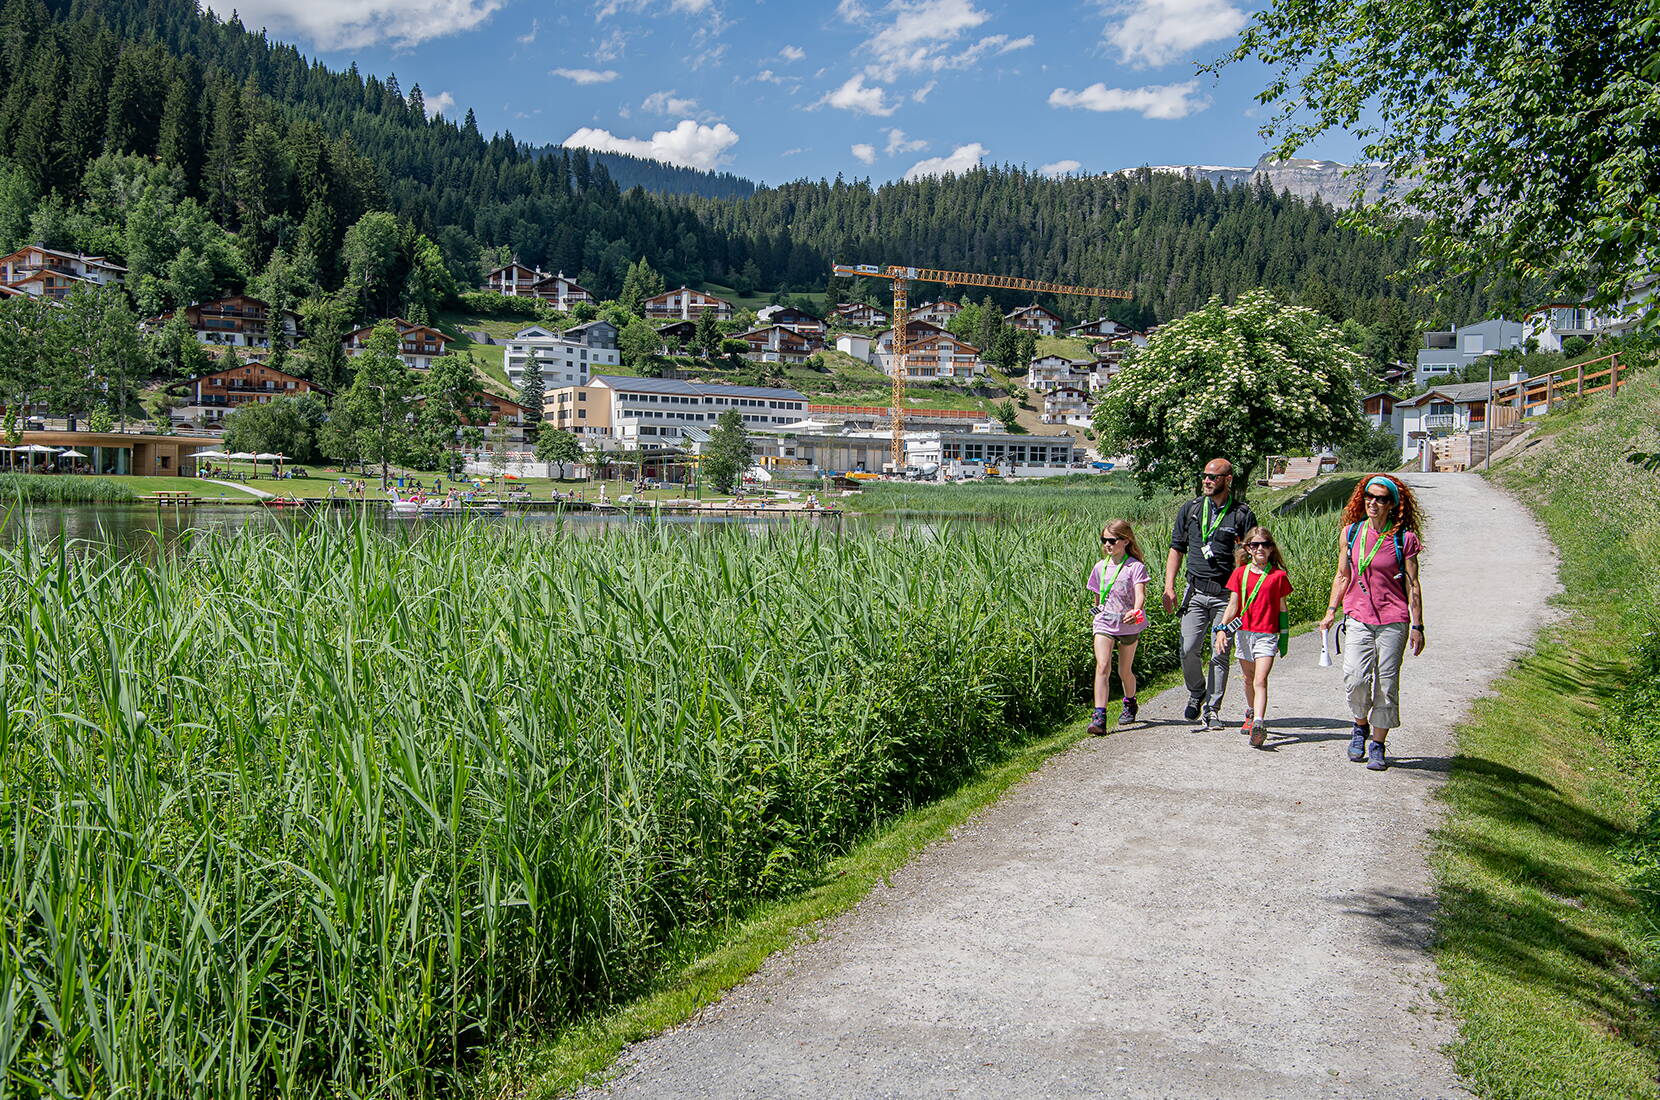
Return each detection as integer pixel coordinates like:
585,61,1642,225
1112,155,1394,207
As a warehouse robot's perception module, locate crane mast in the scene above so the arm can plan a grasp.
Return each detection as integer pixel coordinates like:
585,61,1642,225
831,264,1132,471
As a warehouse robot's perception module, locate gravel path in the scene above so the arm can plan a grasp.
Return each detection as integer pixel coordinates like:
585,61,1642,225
581,473,1556,1100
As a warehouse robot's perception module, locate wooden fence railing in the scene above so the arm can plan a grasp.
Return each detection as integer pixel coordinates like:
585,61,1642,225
1493,352,1628,417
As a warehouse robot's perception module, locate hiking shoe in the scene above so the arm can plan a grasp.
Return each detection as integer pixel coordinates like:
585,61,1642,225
1204,709,1224,731
1249,720,1267,749
1240,714,1255,737
1184,696,1203,722
1118,699,1138,725
1087,710,1108,736
1348,729,1368,762
1366,740,1388,771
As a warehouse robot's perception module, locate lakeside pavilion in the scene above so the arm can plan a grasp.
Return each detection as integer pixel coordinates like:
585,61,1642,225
8,431,203,476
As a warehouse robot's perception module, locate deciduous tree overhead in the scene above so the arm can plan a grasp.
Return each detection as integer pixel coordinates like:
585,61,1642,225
1092,290,1365,496
1221,0,1660,313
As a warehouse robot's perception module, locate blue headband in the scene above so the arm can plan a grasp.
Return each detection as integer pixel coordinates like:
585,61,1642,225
1366,476,1399,502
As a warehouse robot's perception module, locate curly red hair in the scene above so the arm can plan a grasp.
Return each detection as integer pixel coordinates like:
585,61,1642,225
1339,474,1423,539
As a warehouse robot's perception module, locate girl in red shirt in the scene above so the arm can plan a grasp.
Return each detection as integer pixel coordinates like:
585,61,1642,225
1214,526,1293,748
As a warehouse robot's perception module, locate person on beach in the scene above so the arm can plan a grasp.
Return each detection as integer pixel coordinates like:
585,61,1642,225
1164,458,1258,728
1087,520,1151,735
1316,475,1425,771
1214,526,1293,749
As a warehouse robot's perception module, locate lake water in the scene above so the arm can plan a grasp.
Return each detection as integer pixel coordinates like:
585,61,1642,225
0,502,880,555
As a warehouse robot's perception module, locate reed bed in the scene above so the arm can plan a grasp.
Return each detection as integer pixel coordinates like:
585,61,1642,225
0,473,137,502
0,503,1349,1096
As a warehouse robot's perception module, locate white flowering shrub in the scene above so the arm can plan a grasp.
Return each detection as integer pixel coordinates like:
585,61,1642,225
1093,290,1366,494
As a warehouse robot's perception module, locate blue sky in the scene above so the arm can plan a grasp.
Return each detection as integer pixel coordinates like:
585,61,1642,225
207,0,1364,184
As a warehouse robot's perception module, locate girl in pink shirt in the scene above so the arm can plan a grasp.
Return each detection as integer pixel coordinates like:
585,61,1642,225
1087,519,1151,734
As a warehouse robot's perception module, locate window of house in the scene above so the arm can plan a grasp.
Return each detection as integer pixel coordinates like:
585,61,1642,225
1429,401,1454,416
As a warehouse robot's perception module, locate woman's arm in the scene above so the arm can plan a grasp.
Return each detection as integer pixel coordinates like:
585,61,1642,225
1317,535,1352,631
1130,580,1147,616
1405,555,1426,655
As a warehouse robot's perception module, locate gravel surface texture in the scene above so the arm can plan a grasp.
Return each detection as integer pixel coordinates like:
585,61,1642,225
580,473,1556,1100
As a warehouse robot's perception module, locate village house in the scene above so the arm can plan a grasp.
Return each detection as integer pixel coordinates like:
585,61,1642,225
484,261,544,296
503,321,620,391
873,320,985,381
1040,385,1094,427
834,332,873,362
146,296,302,350
910,300,963,327
544,375,809,445
414,390,530,430
832,302,888,328
1068,317,1135,340
1360,391,1400,433
343,318,451,370
644,286,734,321
1024,354,1083,392
738,325,815,364
1392,381,1499,462
0,246,126,297
655,319,699,352
1006,303,1062,336
1414,317,1524,386
177,362,328,424
756,304,826,338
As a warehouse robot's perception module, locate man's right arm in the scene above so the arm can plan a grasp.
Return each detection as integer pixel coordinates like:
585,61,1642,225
1163,502,1189,612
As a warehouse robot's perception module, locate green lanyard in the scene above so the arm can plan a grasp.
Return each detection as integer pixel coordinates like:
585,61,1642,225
1353,525,1391,579
1241,567,1269,616
1200,499,1229,544
1096,559,1126,605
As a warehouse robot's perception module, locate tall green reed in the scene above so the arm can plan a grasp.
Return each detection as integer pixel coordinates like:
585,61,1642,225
0,501,1350,1097
0,474,136,503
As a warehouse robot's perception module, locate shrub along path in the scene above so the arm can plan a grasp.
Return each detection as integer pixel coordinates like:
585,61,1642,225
579,473,1555,1099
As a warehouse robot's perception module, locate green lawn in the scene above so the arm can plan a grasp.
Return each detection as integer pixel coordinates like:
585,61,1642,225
1430,365,1660,1099
1036,335,1096,361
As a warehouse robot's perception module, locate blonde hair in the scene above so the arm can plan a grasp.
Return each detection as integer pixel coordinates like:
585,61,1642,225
1099,518,1145,563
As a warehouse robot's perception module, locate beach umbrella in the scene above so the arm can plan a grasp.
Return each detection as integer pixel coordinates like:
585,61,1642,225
227,451,256,460
192,449,230,460
58,449,87,458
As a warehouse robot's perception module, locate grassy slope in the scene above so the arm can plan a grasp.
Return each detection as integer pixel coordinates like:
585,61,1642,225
1433,366,1660,1098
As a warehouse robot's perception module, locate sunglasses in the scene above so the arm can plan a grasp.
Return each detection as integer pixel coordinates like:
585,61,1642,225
1246,541,1273,548
1101,536,1123,544
1201,472,1229,481
1365,493,1392,503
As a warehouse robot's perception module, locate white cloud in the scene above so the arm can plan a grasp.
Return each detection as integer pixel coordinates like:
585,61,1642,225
884,128,927,155
1048,79,1209,119
1101,0,1247,68
912,80,937,102
779,44,806,61
424,91,457,117
562,120,740,170
851,143,877,165
642,90,702,116
904,141,986,180
819,73,896,116
593,28,629,61
1039,158,1082,176
552,67,621,84
203,0,503,49
781,146,808,157
864,0,988,77
517,17,538,43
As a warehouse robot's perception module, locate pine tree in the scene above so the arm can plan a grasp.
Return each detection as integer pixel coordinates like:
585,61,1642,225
516,362,544,438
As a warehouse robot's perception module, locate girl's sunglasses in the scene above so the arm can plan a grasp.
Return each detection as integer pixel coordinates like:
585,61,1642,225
1246,540,1274,548
1101,536,1123,545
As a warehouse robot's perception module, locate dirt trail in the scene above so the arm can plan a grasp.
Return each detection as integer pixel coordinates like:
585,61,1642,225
582,473,1555,1099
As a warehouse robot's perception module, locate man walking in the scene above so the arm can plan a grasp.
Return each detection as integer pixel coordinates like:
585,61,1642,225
1163,458,1257,728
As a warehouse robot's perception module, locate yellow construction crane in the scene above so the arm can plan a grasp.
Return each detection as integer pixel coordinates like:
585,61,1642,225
831,264,1133,470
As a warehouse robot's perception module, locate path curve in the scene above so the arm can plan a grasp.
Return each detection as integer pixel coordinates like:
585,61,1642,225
203,478,274,499
583,473,1557,1100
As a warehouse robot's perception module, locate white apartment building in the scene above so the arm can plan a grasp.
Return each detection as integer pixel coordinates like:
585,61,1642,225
503,321,619,390
908,430,1085,475
1041,385,1093,427
544,375,809,445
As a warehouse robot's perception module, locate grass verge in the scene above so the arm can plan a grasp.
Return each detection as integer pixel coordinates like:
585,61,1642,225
483,666,1181,1099
1432,365,1660,1098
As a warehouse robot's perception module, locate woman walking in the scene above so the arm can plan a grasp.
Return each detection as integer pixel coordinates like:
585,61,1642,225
1317,475,1426,771
1086,519,1150,735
